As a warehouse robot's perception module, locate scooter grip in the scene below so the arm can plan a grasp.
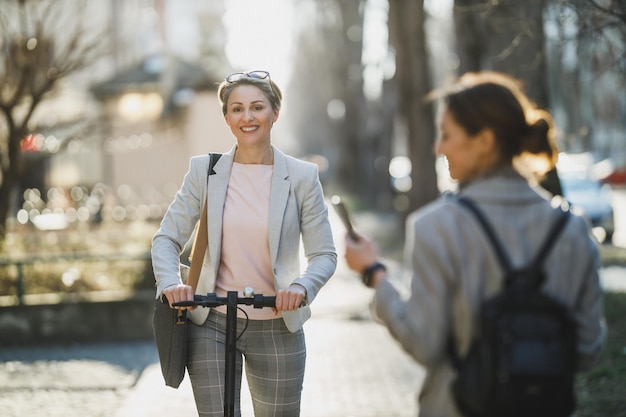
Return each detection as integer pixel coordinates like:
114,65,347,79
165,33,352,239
171,294,205,307
172,300,196,307
253,295,276,308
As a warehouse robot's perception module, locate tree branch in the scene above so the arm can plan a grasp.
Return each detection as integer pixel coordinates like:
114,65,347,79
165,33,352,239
587,0,626,23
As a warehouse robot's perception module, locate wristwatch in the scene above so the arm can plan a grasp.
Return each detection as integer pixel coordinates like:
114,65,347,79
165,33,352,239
362,262,386,287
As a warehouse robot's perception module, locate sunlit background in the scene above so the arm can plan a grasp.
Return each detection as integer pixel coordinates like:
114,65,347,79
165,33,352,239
0,0,624,296
1,2,625,416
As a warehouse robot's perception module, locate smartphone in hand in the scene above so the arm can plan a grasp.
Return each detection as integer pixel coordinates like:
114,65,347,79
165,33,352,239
331,195,358,241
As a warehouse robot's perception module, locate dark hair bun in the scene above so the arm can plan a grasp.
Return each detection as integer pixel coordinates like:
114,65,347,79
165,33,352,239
522,113,558,171
524,118,551,154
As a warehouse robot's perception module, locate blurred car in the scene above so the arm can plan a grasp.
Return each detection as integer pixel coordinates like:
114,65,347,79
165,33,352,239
601,167,626,186
560,174,615,243
589,157,626,186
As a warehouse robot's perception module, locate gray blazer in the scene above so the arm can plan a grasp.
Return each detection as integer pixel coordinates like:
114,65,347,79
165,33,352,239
152,146,337,332
373,170,605,417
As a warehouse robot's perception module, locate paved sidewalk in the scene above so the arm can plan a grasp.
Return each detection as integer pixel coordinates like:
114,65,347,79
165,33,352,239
0,340,156,417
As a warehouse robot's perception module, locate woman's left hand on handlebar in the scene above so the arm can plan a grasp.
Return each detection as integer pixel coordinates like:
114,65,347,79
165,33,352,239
275,284,307,312
162,284,196,311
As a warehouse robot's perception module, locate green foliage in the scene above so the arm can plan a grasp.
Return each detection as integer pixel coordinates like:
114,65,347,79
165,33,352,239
576,292,626,416
0,221,157,299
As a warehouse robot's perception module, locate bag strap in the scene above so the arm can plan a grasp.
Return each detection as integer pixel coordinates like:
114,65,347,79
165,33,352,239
186,153,222,292
457,196,570,276
531,205,570,268
457,197,514,272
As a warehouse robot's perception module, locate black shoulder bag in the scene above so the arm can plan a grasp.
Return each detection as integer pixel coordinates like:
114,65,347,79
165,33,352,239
152,153,221,388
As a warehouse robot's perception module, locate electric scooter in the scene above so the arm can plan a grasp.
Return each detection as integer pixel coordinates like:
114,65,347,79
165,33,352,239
174,287,276,417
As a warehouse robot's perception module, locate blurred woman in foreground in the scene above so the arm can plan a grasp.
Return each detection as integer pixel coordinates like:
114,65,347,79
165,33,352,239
344,71,605,417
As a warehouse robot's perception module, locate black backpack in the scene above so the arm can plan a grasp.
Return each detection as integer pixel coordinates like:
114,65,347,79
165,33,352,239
449,197,577,417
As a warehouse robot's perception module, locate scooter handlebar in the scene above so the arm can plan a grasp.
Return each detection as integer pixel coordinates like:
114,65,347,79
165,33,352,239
172,292,276,309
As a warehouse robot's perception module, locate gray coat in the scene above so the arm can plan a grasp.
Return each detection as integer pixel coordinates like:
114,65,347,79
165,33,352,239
374,170,605,417
151,146,337,332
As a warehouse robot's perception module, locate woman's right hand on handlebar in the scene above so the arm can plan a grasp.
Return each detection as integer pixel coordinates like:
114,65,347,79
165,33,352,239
162,284,196,311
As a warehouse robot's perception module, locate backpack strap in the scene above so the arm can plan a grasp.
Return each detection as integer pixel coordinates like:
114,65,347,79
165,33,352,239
530,205,570,268
457,196,570,281
457,197,514,273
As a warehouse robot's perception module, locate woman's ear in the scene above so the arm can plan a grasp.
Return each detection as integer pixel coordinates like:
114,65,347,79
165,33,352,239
476,128,496,153
273,109,280,123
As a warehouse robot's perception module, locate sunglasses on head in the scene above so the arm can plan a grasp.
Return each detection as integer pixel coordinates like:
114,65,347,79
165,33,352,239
225,70,270,83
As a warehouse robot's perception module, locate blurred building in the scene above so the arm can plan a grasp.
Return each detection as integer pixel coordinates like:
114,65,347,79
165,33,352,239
17,0,234,226
90,53,233,206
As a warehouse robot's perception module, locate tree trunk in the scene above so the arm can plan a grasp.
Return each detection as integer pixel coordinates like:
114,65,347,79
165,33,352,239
453,0,485,74
0,121,24,240
454,0,548,105
334,0,371,202
452,0,561,195
485,0,548,106
388,0,438,212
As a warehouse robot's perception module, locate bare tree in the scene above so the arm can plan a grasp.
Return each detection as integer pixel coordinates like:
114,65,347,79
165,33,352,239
555,0,626,156
288,1,387,203
574,0,626,78
286,1,353,182
331,0,370,198
451,0,568,195
291,0,439,213
453,0,626,188
454,0,549,105
388,0,438,212
0,0,109,240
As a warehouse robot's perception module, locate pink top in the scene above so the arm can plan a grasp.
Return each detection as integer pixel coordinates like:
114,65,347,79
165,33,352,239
214,162,278,319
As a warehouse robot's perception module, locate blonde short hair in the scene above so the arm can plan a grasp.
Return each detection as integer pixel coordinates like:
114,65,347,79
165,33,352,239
217,73,282,115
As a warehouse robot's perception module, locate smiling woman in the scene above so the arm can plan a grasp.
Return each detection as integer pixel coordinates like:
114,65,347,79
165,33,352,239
151,66,337,415
222,0,295,85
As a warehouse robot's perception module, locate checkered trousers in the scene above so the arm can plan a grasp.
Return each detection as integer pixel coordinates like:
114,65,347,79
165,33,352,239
187,309,306,417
